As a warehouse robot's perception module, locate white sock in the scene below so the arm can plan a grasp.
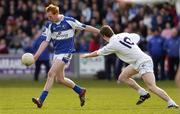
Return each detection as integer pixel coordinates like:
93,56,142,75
138,88,148,96
168,99,177,106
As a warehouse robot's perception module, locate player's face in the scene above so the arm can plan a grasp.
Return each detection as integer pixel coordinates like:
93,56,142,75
103,36,109,42
46,12,57,22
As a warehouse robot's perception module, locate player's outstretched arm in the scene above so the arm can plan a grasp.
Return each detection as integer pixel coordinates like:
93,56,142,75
34,41,49,61
84,25,100,34
80,51,99,58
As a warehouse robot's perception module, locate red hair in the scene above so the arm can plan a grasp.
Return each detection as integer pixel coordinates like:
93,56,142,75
45,4,59,14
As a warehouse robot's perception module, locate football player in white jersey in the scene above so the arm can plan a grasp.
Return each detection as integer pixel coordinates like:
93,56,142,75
81,25,179,108
32,4,100,108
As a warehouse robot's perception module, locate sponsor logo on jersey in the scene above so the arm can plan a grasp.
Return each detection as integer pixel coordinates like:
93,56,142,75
57,31,61,35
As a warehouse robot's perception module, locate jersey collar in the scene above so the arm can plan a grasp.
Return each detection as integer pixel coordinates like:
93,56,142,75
55,15,64,25
109,34,116,42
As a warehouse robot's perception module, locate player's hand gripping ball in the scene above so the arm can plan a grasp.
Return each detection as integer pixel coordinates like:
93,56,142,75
21,53,34,66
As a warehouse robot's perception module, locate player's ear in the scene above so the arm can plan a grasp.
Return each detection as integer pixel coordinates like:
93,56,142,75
100,34,104,38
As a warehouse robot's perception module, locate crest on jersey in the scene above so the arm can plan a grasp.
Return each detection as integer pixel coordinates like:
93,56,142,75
57,31,61,35
42,27,46,33
62,25,66,29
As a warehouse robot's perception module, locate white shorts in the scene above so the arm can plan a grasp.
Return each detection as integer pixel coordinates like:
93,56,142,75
53,54,72,65
132,60,154,76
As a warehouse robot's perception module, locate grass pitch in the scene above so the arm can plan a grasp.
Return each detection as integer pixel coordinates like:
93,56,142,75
0,78,179,114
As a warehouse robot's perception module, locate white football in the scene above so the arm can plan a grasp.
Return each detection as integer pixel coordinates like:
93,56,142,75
21,53,34,66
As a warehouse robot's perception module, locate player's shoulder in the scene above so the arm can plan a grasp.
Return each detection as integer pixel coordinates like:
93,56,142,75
116,32,140,39
111,33,126,41
44,21,52,28
109,35,118,45
117,32,131,37
64,16,76,22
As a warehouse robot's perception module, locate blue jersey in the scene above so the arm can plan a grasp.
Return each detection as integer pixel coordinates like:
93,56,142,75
147,35,165,57
164,37,180,58
41,15,86,54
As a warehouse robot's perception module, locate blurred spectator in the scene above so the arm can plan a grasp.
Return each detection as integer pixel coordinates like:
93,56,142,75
0,28,5,39
104,54,117,81
78,38,89,53
139,20,147,38
156,15,165,29
105,5,115,25
175,39,180,88
164,28,180,80
175,58,180,87
65,1,80,19
167,4,178,27
89,33,100,52
114,59,124,80
5,25,13,46
131,6,145,23
143,13,152,28
147,28,166,80
21,32,32,53
90,17,100,28
0,39,8,54
9,29,23,54
128,4,139,21
81,2,91,24
161,22,172,39
0,6,6,27
146,28,153,41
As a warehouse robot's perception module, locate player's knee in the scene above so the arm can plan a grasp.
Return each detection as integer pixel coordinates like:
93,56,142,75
118,75,127,83
57,77,65,84
48,71,56,78
147,84,156,92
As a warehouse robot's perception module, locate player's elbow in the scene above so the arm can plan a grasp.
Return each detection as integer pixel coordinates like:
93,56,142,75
42,41,49,46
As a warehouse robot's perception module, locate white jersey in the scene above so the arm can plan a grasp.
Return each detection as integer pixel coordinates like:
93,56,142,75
97,33,152,65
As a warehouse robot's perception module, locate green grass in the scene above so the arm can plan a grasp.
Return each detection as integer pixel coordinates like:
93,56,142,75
0,78,179,114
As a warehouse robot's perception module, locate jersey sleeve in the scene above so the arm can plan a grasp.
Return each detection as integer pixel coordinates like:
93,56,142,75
66,17,86,30
40,22,52,42
97,43,115,56
129,33,140,44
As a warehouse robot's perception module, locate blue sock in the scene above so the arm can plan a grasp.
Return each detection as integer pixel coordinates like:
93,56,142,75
39,91,48,103
73,85,82,94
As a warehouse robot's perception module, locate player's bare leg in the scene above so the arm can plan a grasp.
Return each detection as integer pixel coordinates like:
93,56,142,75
142,72,179,108
54,60,75,87
32,59,86,108
32,59,58,108
54,60,86,107
118,65,150,105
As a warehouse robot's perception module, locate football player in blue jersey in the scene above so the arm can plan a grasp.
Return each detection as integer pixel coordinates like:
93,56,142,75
32,4,100,108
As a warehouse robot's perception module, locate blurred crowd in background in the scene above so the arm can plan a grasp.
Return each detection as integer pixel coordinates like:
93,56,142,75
0,0,179,81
